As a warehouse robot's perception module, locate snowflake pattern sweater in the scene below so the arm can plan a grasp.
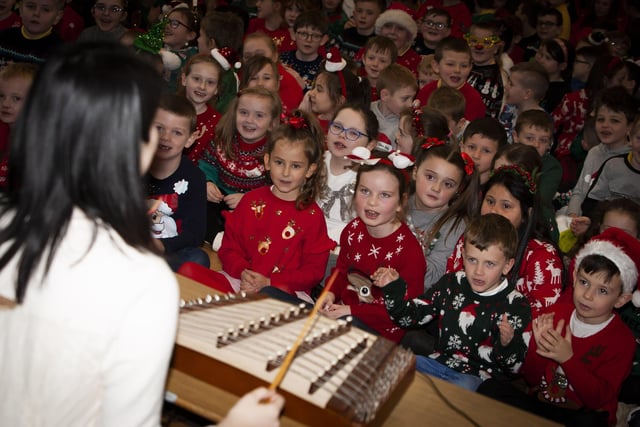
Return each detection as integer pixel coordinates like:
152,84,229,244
382,271,531,380
330,218,426,343
522,302,634,426
447,236,563,316
218,186,336,295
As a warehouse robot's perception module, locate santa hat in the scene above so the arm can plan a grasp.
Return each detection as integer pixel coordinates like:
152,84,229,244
211,47,241,71
375,5,418,41
574,227,640,306
323,46,347,73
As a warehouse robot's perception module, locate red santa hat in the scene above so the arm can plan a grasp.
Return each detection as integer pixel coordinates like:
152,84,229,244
210,47,241,71
374,4,418,41
323,46,347,73
574,227,640,306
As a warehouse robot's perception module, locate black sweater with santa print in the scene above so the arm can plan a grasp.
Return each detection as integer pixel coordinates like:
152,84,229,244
382,271,531,380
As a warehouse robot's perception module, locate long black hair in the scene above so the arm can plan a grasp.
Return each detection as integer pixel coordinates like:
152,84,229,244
0,42,164,303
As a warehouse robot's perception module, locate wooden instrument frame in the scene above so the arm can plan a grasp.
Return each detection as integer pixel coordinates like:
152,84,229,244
167,275,561,427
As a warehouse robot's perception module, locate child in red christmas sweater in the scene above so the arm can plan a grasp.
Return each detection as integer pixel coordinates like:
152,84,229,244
216,110,335,302
321,149,426,343
478,227,639,427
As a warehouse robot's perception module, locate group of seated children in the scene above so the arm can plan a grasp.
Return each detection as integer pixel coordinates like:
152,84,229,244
1,0,640,426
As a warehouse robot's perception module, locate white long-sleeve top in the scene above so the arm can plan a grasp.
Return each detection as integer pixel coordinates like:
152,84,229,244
0,209,179,427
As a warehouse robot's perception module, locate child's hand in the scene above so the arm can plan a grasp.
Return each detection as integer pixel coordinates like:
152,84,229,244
535,318,573,364
206,182,224,203
570,216,591,236
498,313,514,346
319,291,336,310
241,270,270,293
371,267,399,288
532,313,555,350
322,303,351,319
218,387,284,427
224,193,243,210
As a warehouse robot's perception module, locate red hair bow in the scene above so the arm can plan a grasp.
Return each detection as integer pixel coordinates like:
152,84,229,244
421,137,446,150
460,152,474,176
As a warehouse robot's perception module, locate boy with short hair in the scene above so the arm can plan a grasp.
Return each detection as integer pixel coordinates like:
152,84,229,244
413,8,452,55
567,87,636,220
0,62,38,190
427,85,467,146
417,54,437,89
360,35,397,101
416,36,486,122
146,94,208,272
521,7,562,62
461,116,507,185
371,64,418,151
478,227,638,426
336,0,383,60
373,213,531,391
0,0,20,31
500,61,549,143
0,0,64,67
280,11,329,92
514,110,561,241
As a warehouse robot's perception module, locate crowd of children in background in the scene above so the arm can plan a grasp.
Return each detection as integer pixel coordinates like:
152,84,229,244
2,0,640,425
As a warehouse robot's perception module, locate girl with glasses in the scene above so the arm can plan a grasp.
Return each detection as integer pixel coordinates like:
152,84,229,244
162,4,198,92
317,104,377,250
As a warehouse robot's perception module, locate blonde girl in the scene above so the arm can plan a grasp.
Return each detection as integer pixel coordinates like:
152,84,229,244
199,87,282,240
215,110,335,302
321,151,427,343
179,54,223,163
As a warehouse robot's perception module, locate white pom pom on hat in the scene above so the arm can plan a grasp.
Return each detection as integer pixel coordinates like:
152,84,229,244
574,227,640,306
324,47,347,73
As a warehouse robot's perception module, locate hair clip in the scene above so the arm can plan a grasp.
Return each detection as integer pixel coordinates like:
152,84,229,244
421,137,446,150
345,146,380,165
493,164,537,194
387,151,415,169
460,152,474,176
412,108,425,138
280,112,308,129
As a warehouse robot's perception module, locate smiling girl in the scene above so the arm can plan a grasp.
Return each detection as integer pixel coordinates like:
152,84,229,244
321,150,426,343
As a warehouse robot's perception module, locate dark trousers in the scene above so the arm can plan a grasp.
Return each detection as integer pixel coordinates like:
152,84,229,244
477,378,608,427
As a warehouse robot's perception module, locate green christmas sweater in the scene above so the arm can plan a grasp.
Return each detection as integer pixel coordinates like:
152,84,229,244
382,271,532,380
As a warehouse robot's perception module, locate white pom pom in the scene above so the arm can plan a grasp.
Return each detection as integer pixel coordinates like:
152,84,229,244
352,146,371,159
633,290,640,307
160,49,182,71
327,52,333,59
234,61,242,70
